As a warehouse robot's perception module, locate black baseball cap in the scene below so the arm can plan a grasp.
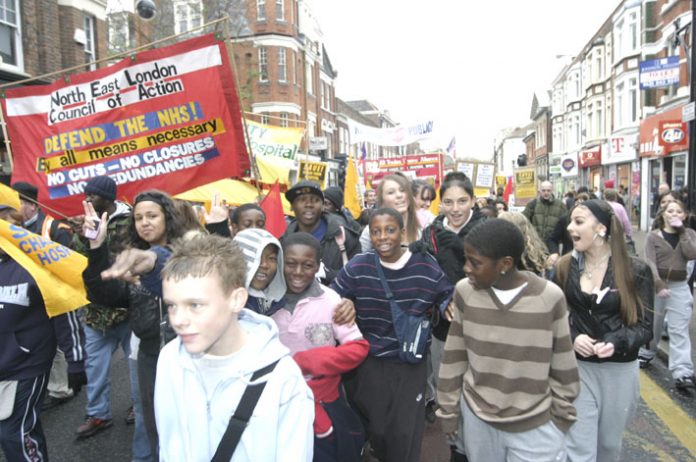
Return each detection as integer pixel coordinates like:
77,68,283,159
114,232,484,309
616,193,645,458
285,180,324,203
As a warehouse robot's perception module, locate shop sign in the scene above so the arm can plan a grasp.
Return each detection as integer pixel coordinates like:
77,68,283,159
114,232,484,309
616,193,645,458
579,147,601,167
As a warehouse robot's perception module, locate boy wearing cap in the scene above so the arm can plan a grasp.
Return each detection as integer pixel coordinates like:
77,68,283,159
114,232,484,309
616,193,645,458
282,181,361,283
71,177,140,445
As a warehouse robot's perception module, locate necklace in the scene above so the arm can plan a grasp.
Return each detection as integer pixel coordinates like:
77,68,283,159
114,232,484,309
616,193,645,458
582,254,610,280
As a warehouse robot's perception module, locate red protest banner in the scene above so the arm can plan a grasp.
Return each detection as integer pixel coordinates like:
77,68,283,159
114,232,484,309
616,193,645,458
1,34,248,216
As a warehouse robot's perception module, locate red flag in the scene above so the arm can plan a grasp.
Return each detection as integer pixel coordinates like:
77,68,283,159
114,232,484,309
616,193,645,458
503,176,513,204
260,181,287,238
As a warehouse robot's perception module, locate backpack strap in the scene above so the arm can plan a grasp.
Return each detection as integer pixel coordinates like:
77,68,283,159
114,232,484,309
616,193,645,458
211,359,281,462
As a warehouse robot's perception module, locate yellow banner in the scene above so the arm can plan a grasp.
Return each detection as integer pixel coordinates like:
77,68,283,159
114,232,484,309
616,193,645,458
40,118,225,172
0,221,88,317
514,167,537,205
344,155,362,219
246,120,304,159
0,183,21,210
298,160,327,188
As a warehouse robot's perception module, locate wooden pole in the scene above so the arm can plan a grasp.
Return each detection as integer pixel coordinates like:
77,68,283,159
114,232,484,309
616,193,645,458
222,17,262,195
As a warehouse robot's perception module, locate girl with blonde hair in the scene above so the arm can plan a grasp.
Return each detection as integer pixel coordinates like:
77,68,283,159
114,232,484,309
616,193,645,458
499,211,549,275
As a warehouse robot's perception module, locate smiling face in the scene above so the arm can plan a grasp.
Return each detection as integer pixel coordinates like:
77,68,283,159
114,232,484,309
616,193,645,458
369,213,405,263
463,242,503,290
250,245,278,291
291,194,323,231
283,244,319,294
134,201,167,247
380,180,408,214
441,186,474,229
414,186,434,210
164,273,246,356
567,206,604,252
365,190,377,206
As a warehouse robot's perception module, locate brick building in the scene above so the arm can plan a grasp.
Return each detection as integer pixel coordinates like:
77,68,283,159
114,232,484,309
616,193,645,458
0,0,108,175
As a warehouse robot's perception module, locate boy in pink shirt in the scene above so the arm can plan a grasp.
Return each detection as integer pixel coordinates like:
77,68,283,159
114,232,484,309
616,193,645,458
272,232,369,462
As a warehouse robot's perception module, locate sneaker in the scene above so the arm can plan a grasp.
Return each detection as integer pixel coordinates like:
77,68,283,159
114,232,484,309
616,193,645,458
41,395,73,411
76,416,113,439
675,375,696,391
425,400,437,424
125,407,135,425
638,355,653,369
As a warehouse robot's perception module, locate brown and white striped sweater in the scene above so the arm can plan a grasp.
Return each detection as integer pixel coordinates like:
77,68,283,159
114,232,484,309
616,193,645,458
436,272,579,434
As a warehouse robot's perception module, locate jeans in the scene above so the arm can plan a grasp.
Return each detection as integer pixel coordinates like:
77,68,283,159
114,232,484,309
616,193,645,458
129,357,152,462
638,280,694,379
84,321,131,419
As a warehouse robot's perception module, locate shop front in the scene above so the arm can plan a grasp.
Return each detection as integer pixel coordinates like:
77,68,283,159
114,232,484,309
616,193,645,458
639,105,689,230
603,133,638,222
579,145,602,192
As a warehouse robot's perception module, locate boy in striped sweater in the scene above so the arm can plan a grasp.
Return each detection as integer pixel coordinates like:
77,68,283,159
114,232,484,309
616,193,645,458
331,208,453,462
437,219,579,461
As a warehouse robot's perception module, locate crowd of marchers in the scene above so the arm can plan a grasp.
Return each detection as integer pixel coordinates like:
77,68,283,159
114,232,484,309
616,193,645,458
2,171,694,462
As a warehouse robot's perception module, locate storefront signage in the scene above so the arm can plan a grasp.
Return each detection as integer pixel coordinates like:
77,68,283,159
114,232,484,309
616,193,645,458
579,147,601,167
639,106,688,157
604,135,636,165
639,56,680,89
561,153,578,177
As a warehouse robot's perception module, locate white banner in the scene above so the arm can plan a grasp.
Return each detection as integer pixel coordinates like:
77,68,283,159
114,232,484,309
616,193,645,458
348,119,435,146
604,134,637,165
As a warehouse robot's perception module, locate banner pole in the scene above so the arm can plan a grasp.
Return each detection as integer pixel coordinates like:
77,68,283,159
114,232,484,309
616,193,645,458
222,17,262,196
0,17,230,91
0,103,14,173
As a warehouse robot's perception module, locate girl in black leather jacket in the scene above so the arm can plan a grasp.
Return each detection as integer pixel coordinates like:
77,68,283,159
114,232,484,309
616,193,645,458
556,199,653,462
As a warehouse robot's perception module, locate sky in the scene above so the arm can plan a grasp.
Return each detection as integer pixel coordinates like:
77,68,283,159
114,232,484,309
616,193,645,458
313,0,622,161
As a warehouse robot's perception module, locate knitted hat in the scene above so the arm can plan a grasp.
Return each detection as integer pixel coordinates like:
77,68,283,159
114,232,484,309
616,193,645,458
323,186,344,210
84,176,117,201
12,181,38,202
285,180,324,204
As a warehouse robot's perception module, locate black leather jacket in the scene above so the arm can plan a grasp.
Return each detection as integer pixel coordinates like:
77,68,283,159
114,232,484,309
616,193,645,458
83,244,176,356
563,254,654,363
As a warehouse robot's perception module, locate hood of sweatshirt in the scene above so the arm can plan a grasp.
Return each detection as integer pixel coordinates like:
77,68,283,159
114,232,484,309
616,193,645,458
233,228,286,303
109,200,132,222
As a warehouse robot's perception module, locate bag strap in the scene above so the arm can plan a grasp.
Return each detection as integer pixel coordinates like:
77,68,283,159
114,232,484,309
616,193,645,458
211,359,281,462
373,252,394,300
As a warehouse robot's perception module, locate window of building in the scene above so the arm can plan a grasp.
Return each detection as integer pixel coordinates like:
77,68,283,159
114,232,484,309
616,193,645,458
594,49,603,81
84,16,96,70
615,20,624,59
629,77,638,122
306,62,314,95
280,112,288,127
615,82,624,127
587,104,593,139
278,48,286,82
276,0,284,21
0,0,21,68
174,1,202,34
259,47,268,81
107,11,131,54
629,12,638,51
596,101,603,137
257,0,266,21
260,114,269,125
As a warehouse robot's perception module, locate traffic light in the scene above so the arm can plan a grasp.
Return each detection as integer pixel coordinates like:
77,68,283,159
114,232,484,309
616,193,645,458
335,154,347,190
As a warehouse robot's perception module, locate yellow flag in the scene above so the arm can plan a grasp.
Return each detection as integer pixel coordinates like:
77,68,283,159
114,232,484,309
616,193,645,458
344,154,362,219
0,183,21,211
0,221,88,317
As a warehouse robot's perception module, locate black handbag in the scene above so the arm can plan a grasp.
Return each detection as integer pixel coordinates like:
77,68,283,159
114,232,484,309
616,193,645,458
211,359,280,461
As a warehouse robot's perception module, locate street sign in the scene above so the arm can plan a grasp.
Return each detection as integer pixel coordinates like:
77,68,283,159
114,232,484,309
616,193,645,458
683,102,695,122
309,137,328,151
